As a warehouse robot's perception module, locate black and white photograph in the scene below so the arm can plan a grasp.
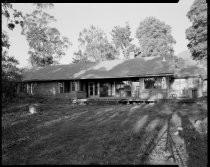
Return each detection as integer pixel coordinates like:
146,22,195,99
2,1,207,166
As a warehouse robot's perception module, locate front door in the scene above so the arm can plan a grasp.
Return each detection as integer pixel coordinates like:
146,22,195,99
88,82,99,97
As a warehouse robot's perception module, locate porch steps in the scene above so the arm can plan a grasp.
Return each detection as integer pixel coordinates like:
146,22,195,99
86,98,196,105
87,98,158,105
160,98,196,104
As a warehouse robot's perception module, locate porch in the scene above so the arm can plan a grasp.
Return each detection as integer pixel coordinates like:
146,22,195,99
86,76,171,100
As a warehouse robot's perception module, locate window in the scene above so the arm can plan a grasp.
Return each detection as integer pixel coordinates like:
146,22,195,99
58,82,64,93
144,77,162,89
144,78,156,89
79,82,84,91
193,78,199,85
95,83,98,95
64,81,70,93
89,82,94,96
20,83,25,92
71,81,76,91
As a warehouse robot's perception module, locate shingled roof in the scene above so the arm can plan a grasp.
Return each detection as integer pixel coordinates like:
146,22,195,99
23,56,175,81
23,56,207,82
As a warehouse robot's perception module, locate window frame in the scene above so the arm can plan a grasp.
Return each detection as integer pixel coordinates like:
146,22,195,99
58,82,64,93
71,81,77,91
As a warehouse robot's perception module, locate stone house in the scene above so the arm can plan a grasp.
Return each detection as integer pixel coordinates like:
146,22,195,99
21,56,207,101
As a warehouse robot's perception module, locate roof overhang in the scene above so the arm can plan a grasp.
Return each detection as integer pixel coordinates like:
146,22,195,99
22,73,174,82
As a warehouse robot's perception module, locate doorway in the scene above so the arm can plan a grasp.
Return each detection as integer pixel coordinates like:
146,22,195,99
88,82,99,97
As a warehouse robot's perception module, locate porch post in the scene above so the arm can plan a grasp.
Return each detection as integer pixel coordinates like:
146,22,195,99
16,83,20,94
139,78,144,98
31,83,33,95
113,81,116,97
98,82,100,97
197,77,203,97
88,82,90,97
166,76,169,98
130,80,133,98
75,81,78,91
27,83,29,94
139,78,140,98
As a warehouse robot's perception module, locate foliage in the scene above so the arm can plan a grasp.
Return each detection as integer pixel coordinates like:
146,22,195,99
21,4,71,67
72,50,87,63
173,56,185,69
2,5,23,102
111,23,136,59
136,17,176,58
1,42,22,102
76,25,119,62
2,51,22,82
186,0,207,63
32,3,54,10
2,3,23,30
2,30,10,49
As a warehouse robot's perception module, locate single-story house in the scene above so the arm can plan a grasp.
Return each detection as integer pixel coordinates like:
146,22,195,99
21,56,207,101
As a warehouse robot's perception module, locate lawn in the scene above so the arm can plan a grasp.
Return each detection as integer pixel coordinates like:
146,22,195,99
2,97,207,165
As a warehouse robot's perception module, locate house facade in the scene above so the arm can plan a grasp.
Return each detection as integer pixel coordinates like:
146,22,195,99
22,56,207,101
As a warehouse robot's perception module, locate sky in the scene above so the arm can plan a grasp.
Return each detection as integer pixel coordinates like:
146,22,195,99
2,1,195,68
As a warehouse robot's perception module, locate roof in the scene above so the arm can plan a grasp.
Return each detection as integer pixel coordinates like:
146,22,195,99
174,65,207,78
23,56,207,82
23,56,175,81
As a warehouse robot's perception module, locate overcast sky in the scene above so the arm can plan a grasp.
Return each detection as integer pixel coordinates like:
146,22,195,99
3,1,195,68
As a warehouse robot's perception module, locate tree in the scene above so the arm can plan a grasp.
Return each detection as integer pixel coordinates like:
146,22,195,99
76,25,119,62
111,23,135,59
136,17,176,58
21,3,71,67
186,0,207,63
2,3,23,30
72,50,88,63
1,31,22,101
2,4,23,102
174,56,185,69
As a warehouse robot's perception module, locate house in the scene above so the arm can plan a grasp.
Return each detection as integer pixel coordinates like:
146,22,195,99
21,56,207,101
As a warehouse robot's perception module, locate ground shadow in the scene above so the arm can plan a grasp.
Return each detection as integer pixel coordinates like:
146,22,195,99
177,111,207,167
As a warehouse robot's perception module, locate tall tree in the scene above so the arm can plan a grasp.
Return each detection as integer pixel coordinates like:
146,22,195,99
76,25,119,62
111,23,134,59
21,3,71,67
136,17,176,58
186,0,207,64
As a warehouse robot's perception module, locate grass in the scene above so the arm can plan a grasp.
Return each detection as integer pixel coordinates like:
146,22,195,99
2,97,207,165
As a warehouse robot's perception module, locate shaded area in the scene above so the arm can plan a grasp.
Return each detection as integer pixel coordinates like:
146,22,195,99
2,97,207,165
176,102,207,167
